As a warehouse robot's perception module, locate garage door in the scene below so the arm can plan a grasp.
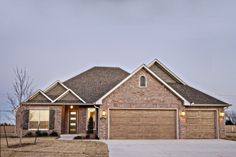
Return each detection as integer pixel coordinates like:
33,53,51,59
185,110,217,139
109,109,177,139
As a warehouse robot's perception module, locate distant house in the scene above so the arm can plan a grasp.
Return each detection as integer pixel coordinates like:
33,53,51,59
16,59,229,139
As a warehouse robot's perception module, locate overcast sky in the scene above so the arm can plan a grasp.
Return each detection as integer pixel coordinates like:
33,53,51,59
1,0,236,123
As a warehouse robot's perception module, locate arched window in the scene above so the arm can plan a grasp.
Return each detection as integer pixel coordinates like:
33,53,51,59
139,76,147,87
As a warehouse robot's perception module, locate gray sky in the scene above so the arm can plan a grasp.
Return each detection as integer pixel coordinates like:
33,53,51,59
1,0,236,122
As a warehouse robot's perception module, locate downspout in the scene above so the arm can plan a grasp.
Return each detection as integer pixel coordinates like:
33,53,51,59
94,105,100,138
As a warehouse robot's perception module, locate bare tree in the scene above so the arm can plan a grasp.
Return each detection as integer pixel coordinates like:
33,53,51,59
225,110,236,125
7,67,34,145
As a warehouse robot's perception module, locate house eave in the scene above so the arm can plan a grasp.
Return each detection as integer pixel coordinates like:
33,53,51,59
21,102,99,106
188,104,231,107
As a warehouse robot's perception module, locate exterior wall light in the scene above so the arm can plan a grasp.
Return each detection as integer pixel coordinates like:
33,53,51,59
181,111,186,116
219,112,224,117
70,105,73,109
102,110,106,117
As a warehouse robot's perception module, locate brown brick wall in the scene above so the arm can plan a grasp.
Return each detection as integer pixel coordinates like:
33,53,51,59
99,68,184,139
78,107,87,134
16,105,63,136
98,68,226,139
16,105,93,136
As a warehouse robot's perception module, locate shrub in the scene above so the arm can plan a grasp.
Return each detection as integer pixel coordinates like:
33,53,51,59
87,117,94,134
86,134,90,139
35,130,48,137
74,136,82,139
49,130,59,137
24,131,34,137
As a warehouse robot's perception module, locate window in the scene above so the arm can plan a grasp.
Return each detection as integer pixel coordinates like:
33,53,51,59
29,110,49,130
139,76,147,87
86,108,96,130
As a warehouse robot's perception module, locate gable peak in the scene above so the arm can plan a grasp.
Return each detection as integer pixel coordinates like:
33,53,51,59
148,59,186,85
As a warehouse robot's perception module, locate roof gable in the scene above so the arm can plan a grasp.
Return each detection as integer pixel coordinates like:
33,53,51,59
96,64,190,105
54,90,85,103
63,67,129,103
25,90,52,103
148,59,186,85
148,59,228,106
24,81,86,104
44,81,68,100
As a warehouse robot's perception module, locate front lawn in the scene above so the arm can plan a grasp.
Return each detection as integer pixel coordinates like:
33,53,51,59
1,137,108,157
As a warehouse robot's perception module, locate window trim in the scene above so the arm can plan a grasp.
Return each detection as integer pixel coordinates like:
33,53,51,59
28,109,50,131
86,108,97,131
139,75,147,88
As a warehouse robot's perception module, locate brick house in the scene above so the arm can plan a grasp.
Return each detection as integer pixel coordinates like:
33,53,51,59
16,59,229,139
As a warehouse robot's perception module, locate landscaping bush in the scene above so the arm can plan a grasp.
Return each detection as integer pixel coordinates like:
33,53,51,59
87,116,94,134
49,130,59,137
86,134,90,139
74,136,82,139
35,130,48,137
24,131,34,137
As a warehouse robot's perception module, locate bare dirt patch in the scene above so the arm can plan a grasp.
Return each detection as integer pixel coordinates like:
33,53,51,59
1,137,108,157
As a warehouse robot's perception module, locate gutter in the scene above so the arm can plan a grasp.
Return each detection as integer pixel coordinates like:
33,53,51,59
94,105,100,139
187,104,231,107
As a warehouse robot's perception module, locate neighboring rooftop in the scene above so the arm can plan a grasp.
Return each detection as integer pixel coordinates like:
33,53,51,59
63,67,129,103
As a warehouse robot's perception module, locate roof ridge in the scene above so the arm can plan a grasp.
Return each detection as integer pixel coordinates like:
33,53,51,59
63,67,94,83
63,66,129,84
93,66,123,69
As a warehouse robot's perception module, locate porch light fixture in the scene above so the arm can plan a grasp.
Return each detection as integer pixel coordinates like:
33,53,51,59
70,105,73,109
219,112,224,117
181,111,186,116
102,110,106,117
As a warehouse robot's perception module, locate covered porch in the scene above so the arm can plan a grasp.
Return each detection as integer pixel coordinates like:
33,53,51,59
61,104,100,139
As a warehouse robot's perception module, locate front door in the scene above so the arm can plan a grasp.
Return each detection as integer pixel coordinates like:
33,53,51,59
69,111,77,134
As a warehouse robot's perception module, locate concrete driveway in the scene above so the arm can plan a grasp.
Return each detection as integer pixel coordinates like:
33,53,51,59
104,140,236,157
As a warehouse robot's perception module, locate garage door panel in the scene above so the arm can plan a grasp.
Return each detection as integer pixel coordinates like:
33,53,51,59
186,118,200,123
186,110,216,139
201,118,215,124
186,111,199,117
109,109,176,139
199,111,215,117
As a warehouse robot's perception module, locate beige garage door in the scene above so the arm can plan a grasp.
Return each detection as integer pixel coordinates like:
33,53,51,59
109,109,177,139
185,110,217,139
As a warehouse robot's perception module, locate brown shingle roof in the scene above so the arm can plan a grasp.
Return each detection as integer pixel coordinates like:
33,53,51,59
63,67,129,103
169,83,228,104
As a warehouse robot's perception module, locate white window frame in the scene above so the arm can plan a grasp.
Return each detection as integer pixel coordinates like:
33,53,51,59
139,75,147,88
86,108,97,130
28,109,50,131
